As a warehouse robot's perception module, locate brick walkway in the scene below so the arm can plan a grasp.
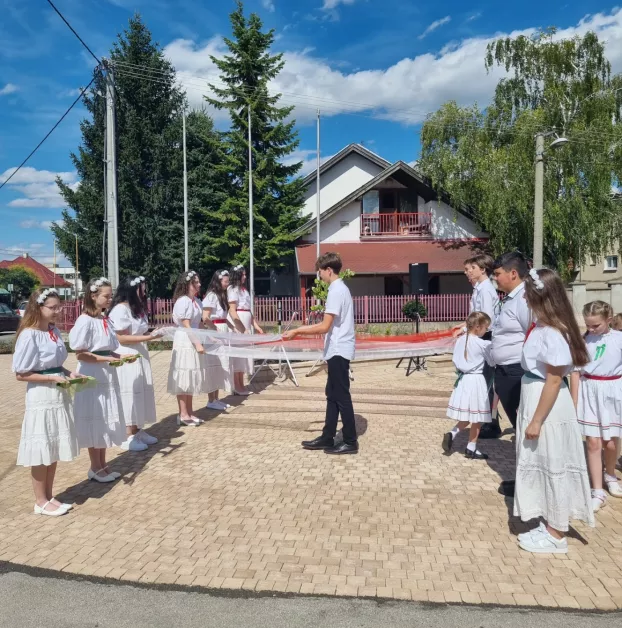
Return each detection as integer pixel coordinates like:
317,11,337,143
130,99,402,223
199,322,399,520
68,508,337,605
0,352,621,610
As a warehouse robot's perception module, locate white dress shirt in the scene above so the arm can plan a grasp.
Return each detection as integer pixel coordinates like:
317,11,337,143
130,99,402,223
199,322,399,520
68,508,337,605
470,277,499,323
323,278,355,361
491,282,532,366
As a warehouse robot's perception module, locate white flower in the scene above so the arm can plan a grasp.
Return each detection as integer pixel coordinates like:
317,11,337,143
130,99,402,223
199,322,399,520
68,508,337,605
36,288,59,304
529,268,545,291
90,277,110,292
185,271,197,282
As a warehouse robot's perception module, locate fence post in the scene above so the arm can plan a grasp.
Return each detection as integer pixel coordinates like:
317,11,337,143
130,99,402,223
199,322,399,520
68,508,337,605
364,296,369,325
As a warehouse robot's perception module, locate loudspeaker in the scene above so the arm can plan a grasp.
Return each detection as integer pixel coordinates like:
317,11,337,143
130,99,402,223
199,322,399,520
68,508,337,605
409,263,429,295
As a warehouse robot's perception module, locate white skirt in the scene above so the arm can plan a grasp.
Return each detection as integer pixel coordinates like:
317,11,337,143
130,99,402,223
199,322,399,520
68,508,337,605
214,322,233,393
514,376,594,532
577,376,622,439
228,311,253,375
116,343,157,428
17,383,79,467
446,373,491,424
75,361,126,449
167,330,226,395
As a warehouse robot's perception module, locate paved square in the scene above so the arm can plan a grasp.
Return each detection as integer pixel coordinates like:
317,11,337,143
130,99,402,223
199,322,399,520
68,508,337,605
1,351,621,610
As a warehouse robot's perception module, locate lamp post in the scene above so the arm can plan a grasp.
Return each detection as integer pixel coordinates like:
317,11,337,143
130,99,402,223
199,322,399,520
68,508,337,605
533,132,569,268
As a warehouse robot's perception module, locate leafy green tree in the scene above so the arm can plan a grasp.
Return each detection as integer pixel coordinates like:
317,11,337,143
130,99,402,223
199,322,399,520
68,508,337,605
0,267,40,301
419,30,622,276
53,15,189,295
205,1,305,274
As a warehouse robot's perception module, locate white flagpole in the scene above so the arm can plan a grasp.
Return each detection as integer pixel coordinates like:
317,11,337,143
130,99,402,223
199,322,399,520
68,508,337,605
248,105,254,314
316,109,321,260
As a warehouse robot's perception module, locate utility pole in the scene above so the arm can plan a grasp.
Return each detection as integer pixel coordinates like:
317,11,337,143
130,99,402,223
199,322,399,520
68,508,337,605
248,105,254,314
53,240,57,289
316,109,321,260
182,109,189,272
533,132,545,269
104,59,119,287
75,234,80,299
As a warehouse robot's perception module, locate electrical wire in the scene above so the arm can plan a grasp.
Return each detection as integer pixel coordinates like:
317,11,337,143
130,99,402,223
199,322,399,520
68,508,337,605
0,75,96,191
45,0,101,65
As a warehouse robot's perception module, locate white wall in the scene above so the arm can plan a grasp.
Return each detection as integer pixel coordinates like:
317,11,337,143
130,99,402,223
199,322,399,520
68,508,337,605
303,152,384,218
427,200,486,240
306,201,361,243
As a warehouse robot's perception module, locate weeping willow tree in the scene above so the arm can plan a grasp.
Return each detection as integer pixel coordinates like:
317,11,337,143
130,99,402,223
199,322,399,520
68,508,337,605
418,29,622,277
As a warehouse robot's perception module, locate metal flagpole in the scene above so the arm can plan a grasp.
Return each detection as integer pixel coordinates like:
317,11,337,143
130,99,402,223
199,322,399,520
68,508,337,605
248,105,254,314
182,109,189,272
316,109,321,259
53,240,57,289
104,59,119,288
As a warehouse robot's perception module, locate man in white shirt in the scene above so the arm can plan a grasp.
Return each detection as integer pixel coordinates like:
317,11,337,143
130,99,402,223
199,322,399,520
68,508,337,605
480,252,531,447
283,252,358,455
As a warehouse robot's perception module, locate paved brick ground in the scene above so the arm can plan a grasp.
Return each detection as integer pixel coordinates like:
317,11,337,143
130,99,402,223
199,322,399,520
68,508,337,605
1,351,622,610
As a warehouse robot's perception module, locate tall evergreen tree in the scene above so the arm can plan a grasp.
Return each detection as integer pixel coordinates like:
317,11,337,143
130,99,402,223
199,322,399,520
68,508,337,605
53,15,188,295
205,1,305,272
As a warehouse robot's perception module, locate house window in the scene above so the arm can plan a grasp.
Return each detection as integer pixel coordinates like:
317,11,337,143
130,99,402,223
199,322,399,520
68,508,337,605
589,256,597,266
340,221,350,227
604,255,618,271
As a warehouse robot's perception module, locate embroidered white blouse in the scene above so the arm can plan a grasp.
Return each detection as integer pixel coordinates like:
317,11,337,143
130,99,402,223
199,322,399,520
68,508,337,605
12,327,67,374
69,314,120,354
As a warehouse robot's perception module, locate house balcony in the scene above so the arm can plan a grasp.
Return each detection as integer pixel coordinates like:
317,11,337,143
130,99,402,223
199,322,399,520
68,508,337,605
360,212,432,238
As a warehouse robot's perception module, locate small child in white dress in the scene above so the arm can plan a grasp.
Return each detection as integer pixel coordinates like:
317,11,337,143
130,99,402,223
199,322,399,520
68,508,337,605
12,289,80,516
443,311,494,460
570,301,622,512
514,268,593,555
69,277,126,484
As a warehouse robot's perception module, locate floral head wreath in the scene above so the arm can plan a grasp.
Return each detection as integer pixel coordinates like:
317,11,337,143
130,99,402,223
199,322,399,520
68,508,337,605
233,264,244,272
529,268,544,291
36,288,59,305
90,277,111,293
185,270,197,282
130,275,145,287
218,270,230,279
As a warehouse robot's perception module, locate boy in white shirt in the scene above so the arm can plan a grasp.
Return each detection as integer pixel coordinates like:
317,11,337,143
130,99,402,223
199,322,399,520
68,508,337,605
283,252,358,455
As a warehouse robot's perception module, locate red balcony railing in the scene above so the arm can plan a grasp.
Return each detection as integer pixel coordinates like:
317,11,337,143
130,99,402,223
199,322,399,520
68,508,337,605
361,212,432,237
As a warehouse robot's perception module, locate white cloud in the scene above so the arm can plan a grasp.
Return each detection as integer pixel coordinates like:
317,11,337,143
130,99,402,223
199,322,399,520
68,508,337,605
0,83,18,96
19,219,59,230
322,0,357,9
467,12,482,23
261,0,275,12
418,16,451,40
282,149,336,176
0,167,78,209
157,9,622,130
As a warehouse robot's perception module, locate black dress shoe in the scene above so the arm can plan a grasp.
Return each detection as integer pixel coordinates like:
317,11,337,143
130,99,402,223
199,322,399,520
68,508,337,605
479,422,502,440
325,442,358,455
498,480,515,497
464,448,489,460
301,435,334,450
442,432,453,453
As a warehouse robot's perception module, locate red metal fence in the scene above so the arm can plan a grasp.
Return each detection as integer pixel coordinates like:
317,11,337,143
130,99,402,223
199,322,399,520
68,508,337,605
56,293,470,331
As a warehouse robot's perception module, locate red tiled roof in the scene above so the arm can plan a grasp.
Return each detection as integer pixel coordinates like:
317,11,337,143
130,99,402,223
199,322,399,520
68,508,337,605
0,256,71,288
295,241,487,275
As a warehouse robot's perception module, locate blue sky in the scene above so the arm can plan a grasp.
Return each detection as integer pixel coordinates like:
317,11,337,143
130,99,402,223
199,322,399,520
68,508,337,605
0,0,619,265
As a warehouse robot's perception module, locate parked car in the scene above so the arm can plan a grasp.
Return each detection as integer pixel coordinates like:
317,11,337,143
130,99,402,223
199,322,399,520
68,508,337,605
0,302,20,333
17,301,28,317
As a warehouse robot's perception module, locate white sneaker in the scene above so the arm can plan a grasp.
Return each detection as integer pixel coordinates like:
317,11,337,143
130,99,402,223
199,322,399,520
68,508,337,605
137,429,158,445
606,480,622,497
206,401,223,410
519,531,568,554
592,491,607,512
517,521,546,542
217,401,231,409
120,435,148,452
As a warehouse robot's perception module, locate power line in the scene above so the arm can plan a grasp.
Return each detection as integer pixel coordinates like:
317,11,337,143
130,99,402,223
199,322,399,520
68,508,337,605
45,0,101,65
0,75,96,191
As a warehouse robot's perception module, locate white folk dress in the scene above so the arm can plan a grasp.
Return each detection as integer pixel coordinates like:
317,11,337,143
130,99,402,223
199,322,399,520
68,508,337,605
446,334,493,424
203,292,232,392
514,325,594,532
577,330,622,440
69,315,125,449
108,304,157,428
12,327,79,467
227,285,253,375
167,296,210,395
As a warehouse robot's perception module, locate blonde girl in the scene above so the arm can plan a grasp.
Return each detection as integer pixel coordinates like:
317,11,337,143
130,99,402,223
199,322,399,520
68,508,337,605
443,311,494,459
69,277,125,483
12,289,80,515
570,301,622,512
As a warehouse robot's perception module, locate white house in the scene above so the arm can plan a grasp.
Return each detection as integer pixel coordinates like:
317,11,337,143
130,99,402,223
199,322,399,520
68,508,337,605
287,144,488,298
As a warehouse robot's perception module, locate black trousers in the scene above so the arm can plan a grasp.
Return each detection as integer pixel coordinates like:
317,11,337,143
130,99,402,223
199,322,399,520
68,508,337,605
322,356,357,445
493,363,525,428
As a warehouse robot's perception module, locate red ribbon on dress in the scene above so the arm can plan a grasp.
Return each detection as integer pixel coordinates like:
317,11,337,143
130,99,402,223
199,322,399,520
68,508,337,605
524,322,536,343
48,326,58,342
582,373,622,381
102,316,109,336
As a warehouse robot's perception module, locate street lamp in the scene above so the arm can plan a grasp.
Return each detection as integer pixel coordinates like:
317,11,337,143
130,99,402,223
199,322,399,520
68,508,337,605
533,132,569,268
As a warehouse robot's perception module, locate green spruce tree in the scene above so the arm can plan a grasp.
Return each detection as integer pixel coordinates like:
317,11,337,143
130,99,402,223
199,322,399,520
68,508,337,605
205,1,305,274
53,15,188,295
